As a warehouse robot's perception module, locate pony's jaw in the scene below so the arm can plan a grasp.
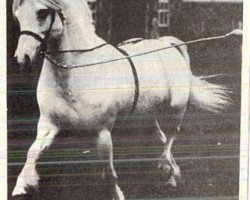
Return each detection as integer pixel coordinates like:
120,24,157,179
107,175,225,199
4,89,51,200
15,35,41,64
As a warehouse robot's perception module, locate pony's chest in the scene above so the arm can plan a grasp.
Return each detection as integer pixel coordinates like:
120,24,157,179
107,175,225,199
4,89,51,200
37,79,118,126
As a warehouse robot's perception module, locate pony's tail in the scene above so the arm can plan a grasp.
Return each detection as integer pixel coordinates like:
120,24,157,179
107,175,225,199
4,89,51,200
189,76,232,113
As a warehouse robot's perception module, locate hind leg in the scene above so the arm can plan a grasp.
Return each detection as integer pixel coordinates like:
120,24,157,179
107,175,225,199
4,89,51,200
155,104,186,186
12,115,59,196
155,120,181,187
97,128,125,200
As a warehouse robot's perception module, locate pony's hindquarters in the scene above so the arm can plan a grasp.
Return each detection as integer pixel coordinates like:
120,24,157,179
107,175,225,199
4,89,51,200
159,36,190,66
119,38,191,115
158,37,230,113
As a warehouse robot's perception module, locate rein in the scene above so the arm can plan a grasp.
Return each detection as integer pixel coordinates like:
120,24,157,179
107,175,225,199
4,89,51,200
18,9,240,71
45,43,109,54
42,29,240,71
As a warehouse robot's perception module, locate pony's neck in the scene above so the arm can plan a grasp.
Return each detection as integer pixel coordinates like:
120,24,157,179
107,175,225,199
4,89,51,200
47,1,104,52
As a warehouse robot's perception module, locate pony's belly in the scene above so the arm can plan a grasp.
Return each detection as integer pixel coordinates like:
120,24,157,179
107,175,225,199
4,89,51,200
134,89,169,114
37,85,184,133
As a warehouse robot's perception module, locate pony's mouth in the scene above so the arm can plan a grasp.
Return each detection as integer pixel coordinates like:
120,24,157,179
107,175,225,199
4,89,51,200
14,55,31,71
14,49,43,72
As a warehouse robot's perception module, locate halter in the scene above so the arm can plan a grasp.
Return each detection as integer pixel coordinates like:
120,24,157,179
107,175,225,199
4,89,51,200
18,9,109,59
19,10,56,53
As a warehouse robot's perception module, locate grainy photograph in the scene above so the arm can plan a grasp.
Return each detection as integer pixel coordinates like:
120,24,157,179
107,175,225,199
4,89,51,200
7,0,243,199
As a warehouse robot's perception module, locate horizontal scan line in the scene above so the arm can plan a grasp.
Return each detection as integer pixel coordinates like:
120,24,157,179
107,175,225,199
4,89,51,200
129,196,239,200
7,83,239,94
8,155,239,166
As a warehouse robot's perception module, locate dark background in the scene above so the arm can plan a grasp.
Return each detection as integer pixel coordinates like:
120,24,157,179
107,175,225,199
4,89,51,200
7,0,242,199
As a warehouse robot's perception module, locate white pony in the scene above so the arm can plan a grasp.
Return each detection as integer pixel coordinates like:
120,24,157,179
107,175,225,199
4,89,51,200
12,0,230,199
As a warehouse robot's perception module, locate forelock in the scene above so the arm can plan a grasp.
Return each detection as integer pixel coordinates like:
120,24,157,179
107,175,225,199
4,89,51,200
13,0,61,14
37,0,61,11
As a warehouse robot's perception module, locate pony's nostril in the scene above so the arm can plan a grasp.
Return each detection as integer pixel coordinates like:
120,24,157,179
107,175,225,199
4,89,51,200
24,54,31,64
23,54,34,72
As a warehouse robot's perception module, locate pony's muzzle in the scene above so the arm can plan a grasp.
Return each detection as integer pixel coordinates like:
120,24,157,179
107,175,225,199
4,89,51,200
15,34,42,63
14,53,32,71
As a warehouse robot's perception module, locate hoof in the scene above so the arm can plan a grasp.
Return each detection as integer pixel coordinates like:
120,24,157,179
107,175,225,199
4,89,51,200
12,186,28,196
166,176,177,188
12,174,39,196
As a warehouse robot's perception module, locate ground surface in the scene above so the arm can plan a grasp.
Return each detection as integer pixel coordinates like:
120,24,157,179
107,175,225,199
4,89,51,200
8,127,240,200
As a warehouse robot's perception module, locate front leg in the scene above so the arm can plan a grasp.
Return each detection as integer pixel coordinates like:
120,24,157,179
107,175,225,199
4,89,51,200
97,128,125,200
12,115,59,196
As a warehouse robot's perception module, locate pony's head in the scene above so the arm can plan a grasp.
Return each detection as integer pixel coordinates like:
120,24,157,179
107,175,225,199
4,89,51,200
13,0,65,65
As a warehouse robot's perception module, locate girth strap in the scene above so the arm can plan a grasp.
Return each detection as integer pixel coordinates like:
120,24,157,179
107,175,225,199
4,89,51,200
116,47,139,115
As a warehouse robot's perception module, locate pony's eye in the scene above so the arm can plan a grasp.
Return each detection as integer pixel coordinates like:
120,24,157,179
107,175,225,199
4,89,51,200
37,9,50,20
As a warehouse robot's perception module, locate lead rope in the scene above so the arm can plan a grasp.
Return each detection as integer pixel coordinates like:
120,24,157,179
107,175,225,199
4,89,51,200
43,29,241,71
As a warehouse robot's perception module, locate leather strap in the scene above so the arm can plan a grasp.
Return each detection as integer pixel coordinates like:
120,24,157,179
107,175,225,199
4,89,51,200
20,31,45,43
116,47,139,115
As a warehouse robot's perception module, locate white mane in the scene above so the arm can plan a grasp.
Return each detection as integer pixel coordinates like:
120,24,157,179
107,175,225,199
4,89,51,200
37,0,61,10
13,0,60,13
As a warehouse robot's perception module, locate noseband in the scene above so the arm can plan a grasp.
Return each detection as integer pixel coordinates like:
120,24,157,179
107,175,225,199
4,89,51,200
19,10,56,53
